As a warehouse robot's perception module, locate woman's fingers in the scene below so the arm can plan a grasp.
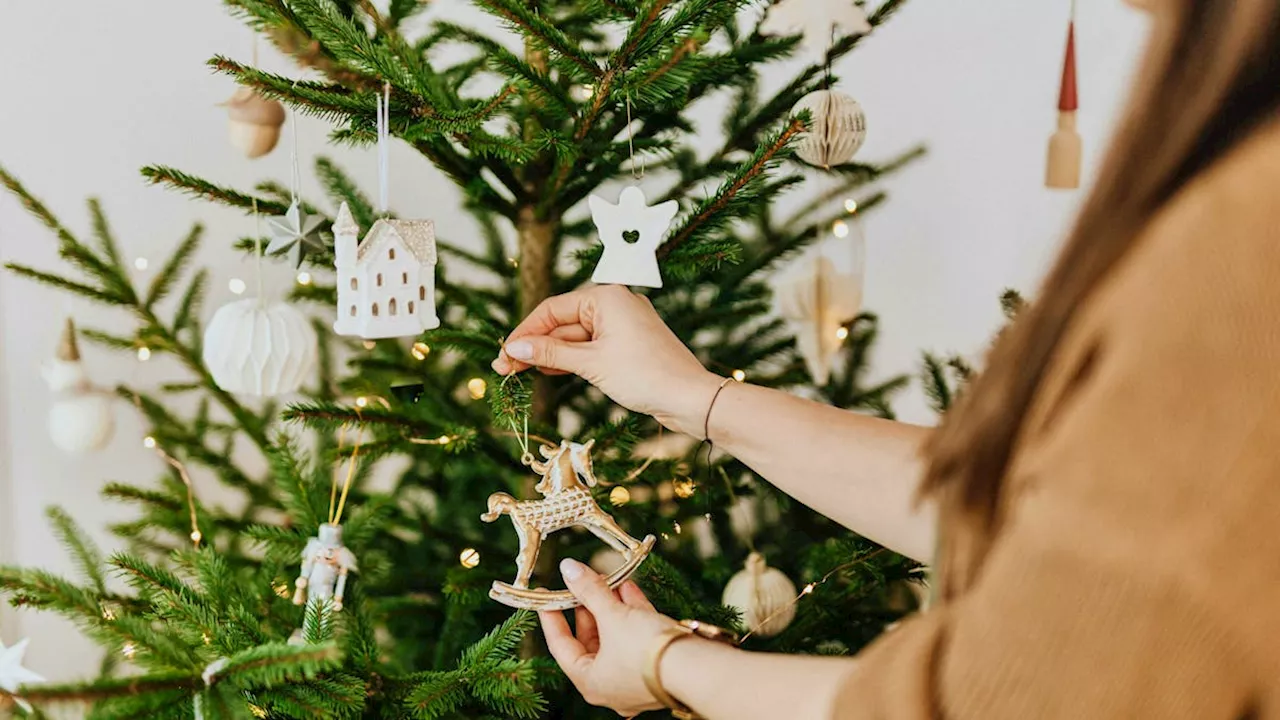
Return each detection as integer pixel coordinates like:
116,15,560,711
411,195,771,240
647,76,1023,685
537,324,593,376
539,610,591,679
574,605,600,653
501,335,593,377
560,559,620,617
618,581,655,612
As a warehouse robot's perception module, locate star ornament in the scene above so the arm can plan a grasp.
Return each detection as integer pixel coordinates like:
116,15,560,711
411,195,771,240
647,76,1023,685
0,637,45,713
760,0,872,63
588,186,678,289
265,200,327,269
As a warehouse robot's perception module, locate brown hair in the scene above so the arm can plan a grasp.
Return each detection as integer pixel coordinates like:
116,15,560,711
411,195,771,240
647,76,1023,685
922,0,1280,595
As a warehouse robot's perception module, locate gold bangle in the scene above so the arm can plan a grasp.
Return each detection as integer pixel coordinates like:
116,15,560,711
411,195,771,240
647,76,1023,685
643,621,738,720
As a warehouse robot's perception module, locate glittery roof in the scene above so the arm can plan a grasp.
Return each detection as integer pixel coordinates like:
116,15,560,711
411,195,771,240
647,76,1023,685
357,219,437,265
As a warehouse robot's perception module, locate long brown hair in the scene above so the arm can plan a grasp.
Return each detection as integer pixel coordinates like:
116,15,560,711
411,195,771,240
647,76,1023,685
922,0,1280,595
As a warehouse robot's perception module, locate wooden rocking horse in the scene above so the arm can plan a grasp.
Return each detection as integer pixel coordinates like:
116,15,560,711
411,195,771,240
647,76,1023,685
482,439,656,611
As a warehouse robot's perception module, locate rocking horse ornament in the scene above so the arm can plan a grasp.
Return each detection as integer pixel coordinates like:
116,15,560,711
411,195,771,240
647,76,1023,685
483,439,656,611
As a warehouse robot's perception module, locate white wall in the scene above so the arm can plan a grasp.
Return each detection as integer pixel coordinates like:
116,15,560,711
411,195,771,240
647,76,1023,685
0,0,1147,681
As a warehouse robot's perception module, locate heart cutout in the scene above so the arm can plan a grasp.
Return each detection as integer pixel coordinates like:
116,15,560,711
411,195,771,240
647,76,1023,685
622,230,640,244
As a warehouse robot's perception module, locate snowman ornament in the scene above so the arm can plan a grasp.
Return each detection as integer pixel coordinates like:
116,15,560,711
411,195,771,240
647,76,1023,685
42,319,115,454
292,523,358,612
588,186,678,289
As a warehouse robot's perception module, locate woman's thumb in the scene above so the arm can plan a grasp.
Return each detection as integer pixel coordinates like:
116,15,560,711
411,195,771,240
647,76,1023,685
503,336,590,374
560,558,618,615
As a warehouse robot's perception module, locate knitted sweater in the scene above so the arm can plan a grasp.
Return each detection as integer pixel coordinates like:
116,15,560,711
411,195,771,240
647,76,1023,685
835,122,1280,718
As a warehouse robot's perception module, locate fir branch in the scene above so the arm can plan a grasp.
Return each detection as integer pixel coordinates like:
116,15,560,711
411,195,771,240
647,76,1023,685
3,263,132,306
140,166,290,215
473,0,604,78
144,224,203,310
657,116,805,261
46,508,108,596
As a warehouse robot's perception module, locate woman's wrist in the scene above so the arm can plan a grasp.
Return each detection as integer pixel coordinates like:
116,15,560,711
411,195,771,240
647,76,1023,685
659,370,727,439
658,632,742,715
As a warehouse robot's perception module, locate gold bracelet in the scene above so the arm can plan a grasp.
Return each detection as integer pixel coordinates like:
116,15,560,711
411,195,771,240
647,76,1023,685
643,620,738,720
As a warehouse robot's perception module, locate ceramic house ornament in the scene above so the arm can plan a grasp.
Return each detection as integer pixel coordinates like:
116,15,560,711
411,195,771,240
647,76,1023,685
760,0,872,63
332,202,441,339
588,186,678,289
42,318,115,454
203,299,318,396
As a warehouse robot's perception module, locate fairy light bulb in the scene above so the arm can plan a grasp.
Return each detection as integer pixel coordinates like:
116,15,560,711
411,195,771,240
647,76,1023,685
228,278,247,295
363,340,377,350
122,642,137,658
832,220,850,238
296,271,312,285
673,477,696,499
412,342,430,361
609,486,631,506
437,435,451,445
190,530,203,544
133,257,149,271
274,582,290,598
673,521,682,535
835,326,850,341
202,632,212,645
459,548,481,568
731,369,746,383
102,607,116,621
802,583,816,595
136,347,152,362
844,198,858,214
143,436,157,449
355,396,368,408
467,377,487,400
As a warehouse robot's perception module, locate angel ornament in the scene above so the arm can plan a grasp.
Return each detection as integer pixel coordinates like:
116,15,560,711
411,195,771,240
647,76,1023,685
293,523,358,613
589,186,678,289
482,439,656,611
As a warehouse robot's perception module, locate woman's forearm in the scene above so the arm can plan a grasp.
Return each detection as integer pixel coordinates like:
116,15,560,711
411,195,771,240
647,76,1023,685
661,636,855,719
703,380,936,562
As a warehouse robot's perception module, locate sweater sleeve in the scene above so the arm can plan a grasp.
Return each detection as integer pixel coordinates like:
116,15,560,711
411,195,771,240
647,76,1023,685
829,132,1280,719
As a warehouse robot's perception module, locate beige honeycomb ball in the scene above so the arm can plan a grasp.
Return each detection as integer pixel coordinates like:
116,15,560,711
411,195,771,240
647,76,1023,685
721,552,798,637
791,90,867,167
224,87,286,159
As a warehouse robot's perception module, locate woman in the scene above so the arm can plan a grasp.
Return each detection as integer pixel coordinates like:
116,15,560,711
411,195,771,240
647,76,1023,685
492,0,1280,716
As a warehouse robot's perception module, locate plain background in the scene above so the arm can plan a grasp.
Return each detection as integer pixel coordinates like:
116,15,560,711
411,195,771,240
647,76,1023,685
0,1,1147,680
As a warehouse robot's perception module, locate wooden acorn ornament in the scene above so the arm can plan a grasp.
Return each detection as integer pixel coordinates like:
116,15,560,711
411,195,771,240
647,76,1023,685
1046,8,1082,189
223,87,286,159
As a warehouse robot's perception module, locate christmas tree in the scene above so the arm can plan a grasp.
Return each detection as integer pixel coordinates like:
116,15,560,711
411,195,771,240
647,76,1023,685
0,0,928,717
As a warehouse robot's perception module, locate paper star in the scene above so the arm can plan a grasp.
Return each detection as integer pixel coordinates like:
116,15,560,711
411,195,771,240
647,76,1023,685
588,186,678,289
0,638,45,713
265,200,328,269
760,0,872,63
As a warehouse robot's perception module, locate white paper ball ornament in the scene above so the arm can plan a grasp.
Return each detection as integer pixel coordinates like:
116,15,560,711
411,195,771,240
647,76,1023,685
721,552,798,638
202,299,317,396
791,90,867,167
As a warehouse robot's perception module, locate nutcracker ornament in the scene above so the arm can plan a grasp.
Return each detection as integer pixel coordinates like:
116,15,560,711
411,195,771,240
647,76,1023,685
482,439,656,611
292,523,358,612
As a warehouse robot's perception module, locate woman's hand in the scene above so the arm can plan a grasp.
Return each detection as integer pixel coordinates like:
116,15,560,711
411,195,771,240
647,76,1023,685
491,286,721,437
540,558,677,716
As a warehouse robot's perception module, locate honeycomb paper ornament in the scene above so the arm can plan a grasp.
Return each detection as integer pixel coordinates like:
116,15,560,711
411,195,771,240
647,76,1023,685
722,553,798,638
773,252,864,386
203,299,317,396
792,90,867,167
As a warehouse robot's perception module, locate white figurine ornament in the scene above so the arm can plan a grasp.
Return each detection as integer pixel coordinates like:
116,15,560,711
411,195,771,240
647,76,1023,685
42,318,115,454
0,637,44,713
293,523,358,613
760,0,872,64
588,186,678,289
